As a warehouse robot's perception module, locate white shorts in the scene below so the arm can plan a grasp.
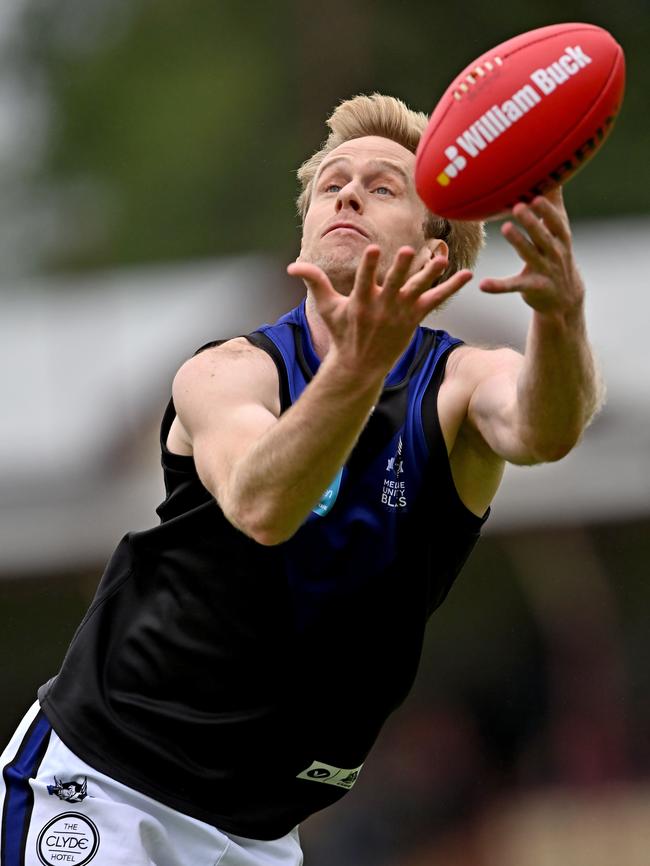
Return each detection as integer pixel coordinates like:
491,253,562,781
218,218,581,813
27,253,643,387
0,702,303,866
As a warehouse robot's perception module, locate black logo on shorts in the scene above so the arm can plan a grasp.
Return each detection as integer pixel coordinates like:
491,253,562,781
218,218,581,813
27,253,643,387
307,768,332,779
37,812,100,865
47,776,88,803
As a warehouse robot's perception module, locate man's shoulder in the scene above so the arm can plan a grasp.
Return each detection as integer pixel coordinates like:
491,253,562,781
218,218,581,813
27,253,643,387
182,335,278,375
195,334,267,358
172,336,280,415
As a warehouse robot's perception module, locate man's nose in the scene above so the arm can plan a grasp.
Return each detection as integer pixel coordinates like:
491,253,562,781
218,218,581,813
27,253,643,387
336,182,363,213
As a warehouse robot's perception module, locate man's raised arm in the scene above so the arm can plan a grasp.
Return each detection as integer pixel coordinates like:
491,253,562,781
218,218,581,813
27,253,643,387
455,187,604,466
173,246,471,545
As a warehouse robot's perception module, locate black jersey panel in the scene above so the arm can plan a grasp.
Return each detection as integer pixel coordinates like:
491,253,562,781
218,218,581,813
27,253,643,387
244,330,293,413
39,303,490,839
417,343,490,614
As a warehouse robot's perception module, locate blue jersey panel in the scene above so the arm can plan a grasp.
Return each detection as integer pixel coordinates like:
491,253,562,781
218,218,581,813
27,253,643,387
254,302,462,631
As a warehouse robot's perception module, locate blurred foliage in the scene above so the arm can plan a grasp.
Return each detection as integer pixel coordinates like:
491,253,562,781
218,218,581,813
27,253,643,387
15,0,650,273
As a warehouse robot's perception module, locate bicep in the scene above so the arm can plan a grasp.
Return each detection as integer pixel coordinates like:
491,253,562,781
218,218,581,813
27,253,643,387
171,343,280,500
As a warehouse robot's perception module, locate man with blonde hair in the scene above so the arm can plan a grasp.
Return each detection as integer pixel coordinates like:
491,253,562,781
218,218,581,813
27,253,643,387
1,94,601,865
296,93,485,284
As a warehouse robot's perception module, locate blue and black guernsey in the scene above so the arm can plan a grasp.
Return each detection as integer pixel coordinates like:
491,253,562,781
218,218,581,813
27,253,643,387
38,301,489,839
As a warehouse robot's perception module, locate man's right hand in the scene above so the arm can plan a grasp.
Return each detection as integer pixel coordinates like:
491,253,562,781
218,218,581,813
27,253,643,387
173,247,472,545
287,244,472,379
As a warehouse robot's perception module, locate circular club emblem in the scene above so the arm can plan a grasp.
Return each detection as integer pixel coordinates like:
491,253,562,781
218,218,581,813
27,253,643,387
37,812,100,866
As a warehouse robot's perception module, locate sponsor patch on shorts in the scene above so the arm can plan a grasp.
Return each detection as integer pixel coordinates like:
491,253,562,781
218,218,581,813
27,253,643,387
296,760,363,789
36,812,100,865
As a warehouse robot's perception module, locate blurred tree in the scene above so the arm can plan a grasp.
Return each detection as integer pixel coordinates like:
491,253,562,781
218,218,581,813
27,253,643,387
8,0,649,275
22,0,304,269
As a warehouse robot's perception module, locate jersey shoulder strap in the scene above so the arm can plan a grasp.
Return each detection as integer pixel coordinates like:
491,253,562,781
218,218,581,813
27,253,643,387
244,330,293,414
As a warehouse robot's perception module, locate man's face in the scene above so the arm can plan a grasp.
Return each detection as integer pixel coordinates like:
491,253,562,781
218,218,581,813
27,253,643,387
298,136,435,294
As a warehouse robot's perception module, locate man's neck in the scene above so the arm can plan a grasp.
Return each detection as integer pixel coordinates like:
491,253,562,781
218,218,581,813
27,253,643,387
304,293,331,360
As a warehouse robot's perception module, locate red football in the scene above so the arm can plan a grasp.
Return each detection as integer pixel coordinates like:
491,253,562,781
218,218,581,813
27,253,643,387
415,23,625,221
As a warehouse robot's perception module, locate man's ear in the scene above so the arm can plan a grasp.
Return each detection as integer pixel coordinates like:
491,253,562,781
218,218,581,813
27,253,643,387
425,237,449,260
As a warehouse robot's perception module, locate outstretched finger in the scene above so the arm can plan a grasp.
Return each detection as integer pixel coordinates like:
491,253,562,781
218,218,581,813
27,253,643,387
401,254,449,298
287,261,338,308
501,220,545,267
352,244,381,302
529,194,571,243
382,246,416,297
479,272,549,294
511,204,555,256
418,268,473,316
541,184,565,213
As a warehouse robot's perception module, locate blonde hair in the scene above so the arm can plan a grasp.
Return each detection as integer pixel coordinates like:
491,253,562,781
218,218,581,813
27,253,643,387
297,93,485,280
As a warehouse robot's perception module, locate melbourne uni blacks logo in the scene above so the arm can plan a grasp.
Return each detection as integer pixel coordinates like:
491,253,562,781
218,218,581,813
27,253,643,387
381,436,408,510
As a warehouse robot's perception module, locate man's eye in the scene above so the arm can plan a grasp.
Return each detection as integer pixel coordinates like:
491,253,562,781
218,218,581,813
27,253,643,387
324,183,342,193
373,186,393,196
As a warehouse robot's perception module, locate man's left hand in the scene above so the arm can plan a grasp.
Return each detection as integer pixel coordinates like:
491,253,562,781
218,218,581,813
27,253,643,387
479,187,585,318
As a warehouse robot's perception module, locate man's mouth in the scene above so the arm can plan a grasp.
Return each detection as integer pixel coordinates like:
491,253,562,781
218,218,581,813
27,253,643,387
322,222,369,238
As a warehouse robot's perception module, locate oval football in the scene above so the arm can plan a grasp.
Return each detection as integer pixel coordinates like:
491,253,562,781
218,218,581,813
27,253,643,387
415,23,625,221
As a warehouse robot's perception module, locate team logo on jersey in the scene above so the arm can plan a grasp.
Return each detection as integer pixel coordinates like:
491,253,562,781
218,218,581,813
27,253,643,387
381,435,408,510
386,453,404,475
312,467,343,517
296,760,364,790
47,776,88,803
37,812,100,866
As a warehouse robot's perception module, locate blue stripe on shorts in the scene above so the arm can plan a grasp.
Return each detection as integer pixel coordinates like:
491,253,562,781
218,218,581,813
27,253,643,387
1,711,52,866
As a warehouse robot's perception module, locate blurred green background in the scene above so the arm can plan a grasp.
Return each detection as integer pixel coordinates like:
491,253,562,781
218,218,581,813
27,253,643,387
3,0,647,278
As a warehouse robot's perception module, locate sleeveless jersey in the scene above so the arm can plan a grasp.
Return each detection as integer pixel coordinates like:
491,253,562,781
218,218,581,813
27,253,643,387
38,301,489,839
